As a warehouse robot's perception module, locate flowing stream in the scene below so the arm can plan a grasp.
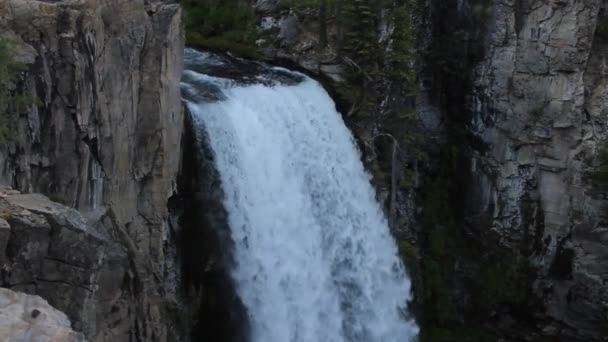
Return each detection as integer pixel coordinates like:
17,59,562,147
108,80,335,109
182,48,418,342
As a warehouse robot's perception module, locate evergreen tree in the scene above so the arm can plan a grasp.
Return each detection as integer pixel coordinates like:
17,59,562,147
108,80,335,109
183,0,257,54
342,0,379,68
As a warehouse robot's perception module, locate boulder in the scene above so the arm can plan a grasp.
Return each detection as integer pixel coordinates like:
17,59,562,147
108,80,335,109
0,287,85,342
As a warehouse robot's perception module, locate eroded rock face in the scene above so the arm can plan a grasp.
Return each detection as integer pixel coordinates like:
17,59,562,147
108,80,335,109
467,0,608,339
259,0,608,339
0,187,128,340
255,3,345,82
0,0,187,341
0,287,85,342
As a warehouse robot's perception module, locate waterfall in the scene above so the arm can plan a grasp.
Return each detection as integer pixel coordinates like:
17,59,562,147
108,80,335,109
182,49,418,342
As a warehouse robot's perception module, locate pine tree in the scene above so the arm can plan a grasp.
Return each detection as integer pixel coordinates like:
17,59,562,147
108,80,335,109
342,0,379,68
183,0,257,54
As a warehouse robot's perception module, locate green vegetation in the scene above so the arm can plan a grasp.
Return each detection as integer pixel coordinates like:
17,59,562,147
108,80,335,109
345,0,423,193
182,0,258,56
342,0,380,67
408,145,540,342
180,1,546,339
0,38,28,144
388,1,417,86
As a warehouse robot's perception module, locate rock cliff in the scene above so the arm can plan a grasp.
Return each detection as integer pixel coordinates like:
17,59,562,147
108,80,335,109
0,0,187,341
1,0,606,340
0,186,127,340
466,0,608,339
252,0,608,340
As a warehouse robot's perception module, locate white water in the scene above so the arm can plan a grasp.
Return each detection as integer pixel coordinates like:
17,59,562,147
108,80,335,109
183,49,418,342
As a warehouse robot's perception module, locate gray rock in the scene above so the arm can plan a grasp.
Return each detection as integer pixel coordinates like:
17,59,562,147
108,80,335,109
279,15,300,46
0,287,86,342
466,0,608,339
319,64,345,83
0,0,186,341
255,0,289,14
0,190,129,340
256,4,345,83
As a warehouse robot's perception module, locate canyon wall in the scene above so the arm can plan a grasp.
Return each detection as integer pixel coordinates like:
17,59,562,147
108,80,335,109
466,0,608,339
1,0,606,340
0,0,188,341
253,0,608,340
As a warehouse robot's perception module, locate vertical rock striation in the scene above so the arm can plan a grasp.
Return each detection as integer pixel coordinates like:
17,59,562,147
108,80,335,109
466,0,608,339
0,0,186,341
253,0,608,339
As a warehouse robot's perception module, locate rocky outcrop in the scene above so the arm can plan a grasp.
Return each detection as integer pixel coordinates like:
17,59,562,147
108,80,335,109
254,0,608,340
0,0,187,341
0,186,128,339
1,0,604,340
254,0,345,82
465,0,608,339
0,287,85,342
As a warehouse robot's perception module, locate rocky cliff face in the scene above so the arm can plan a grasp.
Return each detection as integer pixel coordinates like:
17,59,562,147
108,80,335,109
1,0,606,340
255,0,345,83
0,186,128,340
465,0,608,339
252,0,608,340
0,0,187,341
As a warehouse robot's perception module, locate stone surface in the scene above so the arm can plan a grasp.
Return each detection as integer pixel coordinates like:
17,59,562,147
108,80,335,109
0,0,187,341
258,0,608,339
1,0,605,340
255,0,289,14
0,188,129,341
465,0,608,339
0,287,85,342
255,3,345,82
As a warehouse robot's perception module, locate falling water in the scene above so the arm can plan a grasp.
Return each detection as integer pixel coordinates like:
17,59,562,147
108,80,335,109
182,48,418,342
